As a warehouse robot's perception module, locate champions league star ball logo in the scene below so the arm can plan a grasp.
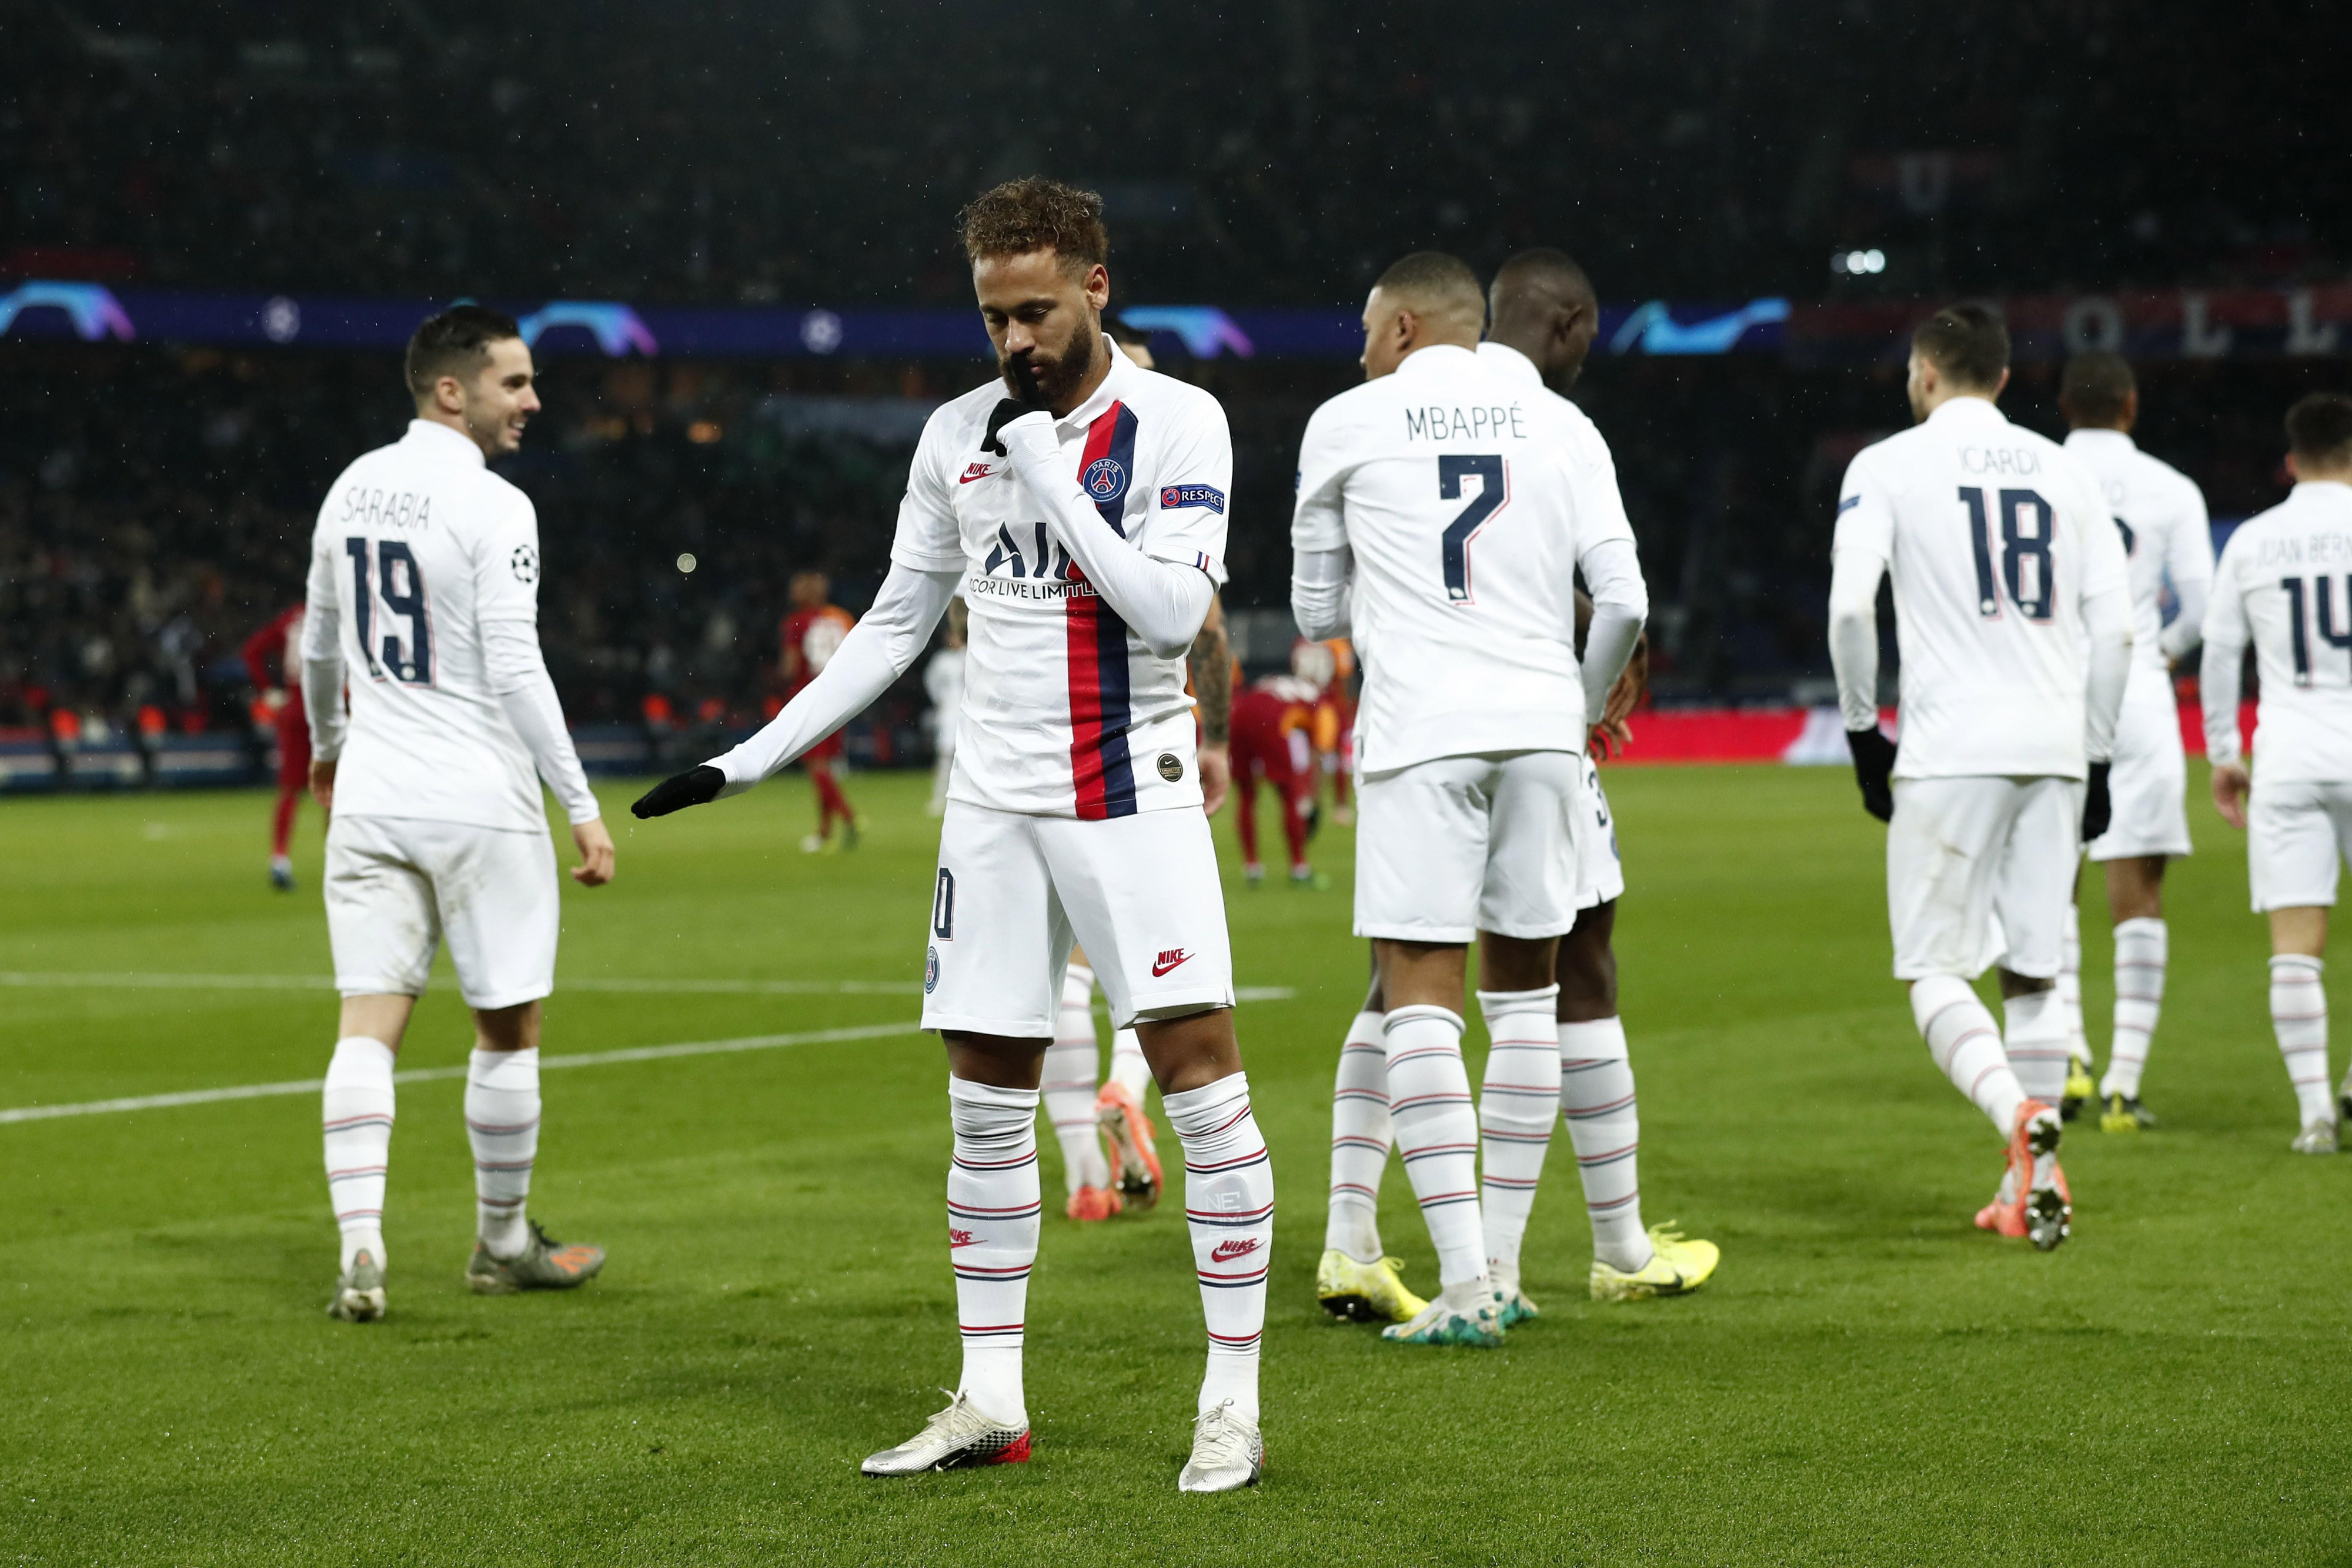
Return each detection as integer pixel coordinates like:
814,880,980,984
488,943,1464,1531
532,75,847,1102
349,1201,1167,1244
1082,457,1128,503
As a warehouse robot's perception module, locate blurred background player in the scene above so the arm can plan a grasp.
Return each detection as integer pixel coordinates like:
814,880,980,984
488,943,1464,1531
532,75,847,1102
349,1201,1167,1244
1293,251,1646,1348
1227,657,1324,888
2053,351,2214,1131
242,600,310,890
1827,302,2129,1252
2200,392,2352,1155
1305,638,1357,825
303,305,614,1323
633,180,1268,1491
780,569,861,852
924,597,967,817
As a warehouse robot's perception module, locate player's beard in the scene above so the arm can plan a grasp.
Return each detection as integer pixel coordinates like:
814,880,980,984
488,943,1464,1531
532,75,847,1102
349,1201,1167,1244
1001,313,1100,413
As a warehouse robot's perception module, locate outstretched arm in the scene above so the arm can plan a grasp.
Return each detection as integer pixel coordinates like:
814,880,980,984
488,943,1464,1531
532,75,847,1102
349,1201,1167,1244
700,564,960,799
998,414,1213,658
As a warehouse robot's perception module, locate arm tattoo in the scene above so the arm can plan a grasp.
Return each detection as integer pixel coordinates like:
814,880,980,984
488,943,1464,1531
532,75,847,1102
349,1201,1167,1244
1189,607,1232,743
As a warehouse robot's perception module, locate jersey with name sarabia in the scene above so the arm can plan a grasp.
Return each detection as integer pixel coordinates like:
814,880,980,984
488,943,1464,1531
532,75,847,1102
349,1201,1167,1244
891,347,1230,818
1292,342,1632,774
2062,428,2214,676
1836,396,2126,781
2203,480,2352,785
303,419,556,833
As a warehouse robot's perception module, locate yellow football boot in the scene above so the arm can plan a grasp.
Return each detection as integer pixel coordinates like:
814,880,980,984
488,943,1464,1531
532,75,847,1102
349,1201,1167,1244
1589,1223,1720,1302
2060,1060,2097,1122
1317,1249,1429,1324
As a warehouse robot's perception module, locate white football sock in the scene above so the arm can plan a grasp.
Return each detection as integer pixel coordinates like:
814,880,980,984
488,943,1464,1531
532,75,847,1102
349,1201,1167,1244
1912,974,2025,1135
2102,917,2167,1100
2270,955,2333,1126
2001,988,2070,1106
465,1047,541,1260
1325,1008,1391,1262
1559,1017,1651,1275
1107,1027,1152,1102
1476,986,1561,1292
1384,1005,1487,1289
1043,965,1111,1193
1165,1072,1272,1423
322,1037,396,1273
2057,902,2092,1068
947,1077,1040,1426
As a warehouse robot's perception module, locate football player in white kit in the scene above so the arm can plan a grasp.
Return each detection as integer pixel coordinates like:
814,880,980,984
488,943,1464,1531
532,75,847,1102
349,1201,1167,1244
2200,392,2352,1155
302,306,615,1322
1828,303,2131,1251
1312,252,1715,1333
630,180,1268,1492
2053,352,2214,1132
1292,252,1647,1346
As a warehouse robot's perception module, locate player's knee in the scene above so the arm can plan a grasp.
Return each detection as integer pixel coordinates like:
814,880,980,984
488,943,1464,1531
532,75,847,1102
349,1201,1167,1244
474,999,542,1052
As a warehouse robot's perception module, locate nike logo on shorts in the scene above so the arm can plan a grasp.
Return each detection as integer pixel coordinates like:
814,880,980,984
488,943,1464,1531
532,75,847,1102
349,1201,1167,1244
1150,948,1192,978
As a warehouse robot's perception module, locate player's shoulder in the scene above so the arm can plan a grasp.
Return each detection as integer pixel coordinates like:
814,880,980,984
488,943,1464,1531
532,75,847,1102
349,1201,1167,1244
1122,361,1226,425
2132,446,2207,507
924,379,1008,443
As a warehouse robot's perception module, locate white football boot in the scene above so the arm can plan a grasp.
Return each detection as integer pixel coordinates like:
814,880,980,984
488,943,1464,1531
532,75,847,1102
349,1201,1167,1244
1177,1400,1264,1493
860,1392,1031,1476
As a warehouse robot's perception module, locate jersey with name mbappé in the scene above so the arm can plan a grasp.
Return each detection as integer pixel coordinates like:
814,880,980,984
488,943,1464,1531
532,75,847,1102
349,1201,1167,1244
2203,480,2352,784
890,350,1230,818
2063,428,2213,676
1292,342,1626,774
1835,396,2125,781
303,419,553,832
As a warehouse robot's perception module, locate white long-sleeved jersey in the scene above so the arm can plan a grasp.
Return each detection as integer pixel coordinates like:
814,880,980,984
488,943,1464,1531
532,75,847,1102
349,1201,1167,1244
1290,342,1645,775
2062,428,2214,672
301,419,597,831
1830,396,2131,780
2200,480,2352,781
883,348,1228,818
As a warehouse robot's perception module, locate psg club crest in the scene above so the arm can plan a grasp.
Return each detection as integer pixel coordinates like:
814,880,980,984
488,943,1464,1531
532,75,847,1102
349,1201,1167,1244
1082,456,1128,503
924,944,940,994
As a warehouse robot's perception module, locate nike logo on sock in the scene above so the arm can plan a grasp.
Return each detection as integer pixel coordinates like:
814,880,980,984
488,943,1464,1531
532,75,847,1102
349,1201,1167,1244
949,1228,979,1248
1210,1238,1261,1262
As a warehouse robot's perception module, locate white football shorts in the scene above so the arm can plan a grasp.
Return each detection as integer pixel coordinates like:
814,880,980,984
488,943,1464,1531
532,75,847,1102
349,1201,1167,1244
2246,777,2352,912
325,813,560,1010
1354,750,1584,943
2087,670,2190,861
1573,754,1626,910
1887,775,2082,981
923,801,1234,1036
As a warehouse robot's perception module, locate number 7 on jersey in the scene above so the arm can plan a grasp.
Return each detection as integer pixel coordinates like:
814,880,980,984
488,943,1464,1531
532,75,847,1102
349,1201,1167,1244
1439,454,1508,603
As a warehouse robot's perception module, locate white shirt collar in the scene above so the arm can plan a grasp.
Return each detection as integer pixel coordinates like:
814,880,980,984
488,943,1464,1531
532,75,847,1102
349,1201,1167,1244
1056,341,1140,433
403,418,488,468
1394,342,1481,379
2064,427,2137,453
1475,340,1544,387
1925,395,2004,427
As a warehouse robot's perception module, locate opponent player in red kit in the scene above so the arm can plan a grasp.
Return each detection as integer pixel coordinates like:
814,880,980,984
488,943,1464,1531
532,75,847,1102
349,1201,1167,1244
1228,668,1322,888
780,570,862,852
243,602,311,890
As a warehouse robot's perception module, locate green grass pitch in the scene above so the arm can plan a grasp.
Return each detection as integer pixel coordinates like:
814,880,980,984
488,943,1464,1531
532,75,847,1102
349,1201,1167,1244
2,763,2347,1566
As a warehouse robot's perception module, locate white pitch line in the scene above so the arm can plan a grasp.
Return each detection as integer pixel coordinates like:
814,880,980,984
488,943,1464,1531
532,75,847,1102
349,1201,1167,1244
0,972,1296,1002
0,971,923,996
0,1021,921,1125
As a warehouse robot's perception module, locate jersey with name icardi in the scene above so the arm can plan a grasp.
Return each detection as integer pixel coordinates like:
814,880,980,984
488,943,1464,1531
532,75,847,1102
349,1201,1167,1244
2062,429,2213,676
1292,342,1628,775
2203,481,2352,784
303,419,554,832
891,351,1231,818
1835,397,2126,781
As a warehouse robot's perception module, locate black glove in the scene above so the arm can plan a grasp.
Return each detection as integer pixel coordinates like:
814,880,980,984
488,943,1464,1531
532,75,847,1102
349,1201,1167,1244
2082,761,2113,842
981,397,1035,457
631,764,724,820
1846,727,1896,823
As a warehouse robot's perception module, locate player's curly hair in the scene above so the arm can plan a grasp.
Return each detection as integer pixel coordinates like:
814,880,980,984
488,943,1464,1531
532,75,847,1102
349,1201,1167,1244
958,178,1108,274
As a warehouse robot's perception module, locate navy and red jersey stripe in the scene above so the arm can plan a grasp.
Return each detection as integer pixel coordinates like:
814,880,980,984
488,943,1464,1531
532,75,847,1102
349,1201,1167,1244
1064,402,1141,820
